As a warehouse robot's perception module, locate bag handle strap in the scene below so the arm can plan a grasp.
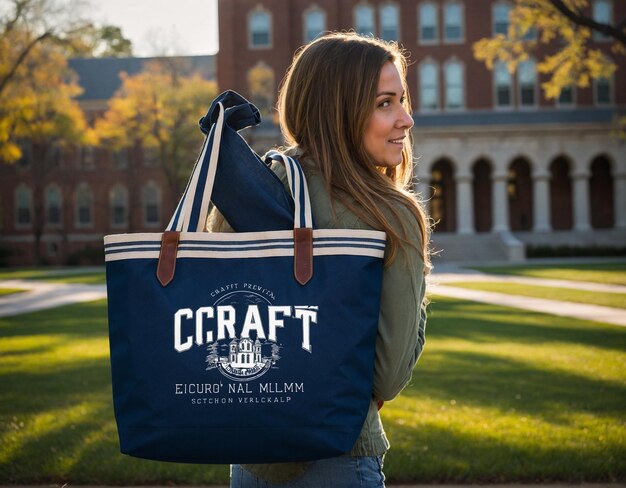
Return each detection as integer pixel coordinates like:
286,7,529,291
166,104,312,233
158,102,314,286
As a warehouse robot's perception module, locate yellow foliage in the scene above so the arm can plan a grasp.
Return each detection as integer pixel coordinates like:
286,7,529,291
472,0,620,100
96,61,218,193
0,26,89,163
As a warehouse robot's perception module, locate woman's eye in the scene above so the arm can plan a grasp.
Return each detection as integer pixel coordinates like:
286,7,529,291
379,100,391,108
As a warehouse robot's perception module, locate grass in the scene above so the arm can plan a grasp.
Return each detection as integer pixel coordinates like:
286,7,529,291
0,267,105,285
444,281,626,309
470,262,626,286
383,296,625,483
0,297,624,483
0,288,27,296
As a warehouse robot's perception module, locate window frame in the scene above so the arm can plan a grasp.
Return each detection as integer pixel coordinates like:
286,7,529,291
354,2,376,37
592,0,612,42
493,61,513,109
443,1,464,44
418,59,440,112
493,1,511,37
110,184,129,228
593,75,613,105
15,184,33,229
303,6,326,44
555,85,577,108
248,6,273,49
45,184,63,228
379,2,400,41
418,1,439,45
75,183,94,229
517,59,538,109
143,181,162,228
444,58,465,111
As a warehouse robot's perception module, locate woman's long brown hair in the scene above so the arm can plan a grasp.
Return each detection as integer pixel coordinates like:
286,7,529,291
277,32,431,271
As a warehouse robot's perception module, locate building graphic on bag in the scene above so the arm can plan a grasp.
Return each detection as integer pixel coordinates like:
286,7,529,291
205,291,282,382
206,337,280,382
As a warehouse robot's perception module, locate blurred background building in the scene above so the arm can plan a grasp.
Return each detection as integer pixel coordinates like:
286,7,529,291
218,0,626,262
0,0,624,266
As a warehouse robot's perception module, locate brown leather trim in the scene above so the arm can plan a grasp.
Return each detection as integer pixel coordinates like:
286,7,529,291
157,231,180,287
294,227,313,285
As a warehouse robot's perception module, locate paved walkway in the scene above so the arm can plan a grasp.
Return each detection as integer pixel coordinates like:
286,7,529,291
0,279,106,318
1,266,625,326
427,265,626,327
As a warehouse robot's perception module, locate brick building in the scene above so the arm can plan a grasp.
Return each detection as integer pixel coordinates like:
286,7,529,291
0,56,215,266
218,0,626,261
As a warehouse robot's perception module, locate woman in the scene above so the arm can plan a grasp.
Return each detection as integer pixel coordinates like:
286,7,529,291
228,32,430,487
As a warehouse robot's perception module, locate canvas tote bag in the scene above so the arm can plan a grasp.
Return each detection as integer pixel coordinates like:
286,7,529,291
104,98,387,464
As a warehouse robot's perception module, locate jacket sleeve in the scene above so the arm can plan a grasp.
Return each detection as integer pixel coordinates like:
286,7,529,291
371,212,427,402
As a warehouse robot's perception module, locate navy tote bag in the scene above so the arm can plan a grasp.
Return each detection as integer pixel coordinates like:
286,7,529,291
104,97,386,464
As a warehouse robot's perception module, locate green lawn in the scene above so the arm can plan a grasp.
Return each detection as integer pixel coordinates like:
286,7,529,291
444,281,626,309
1,298,624,483
470,262,626,286
0,267,105,285
0,288,27,296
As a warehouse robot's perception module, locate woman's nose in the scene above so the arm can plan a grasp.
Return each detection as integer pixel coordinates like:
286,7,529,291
397,106,414,129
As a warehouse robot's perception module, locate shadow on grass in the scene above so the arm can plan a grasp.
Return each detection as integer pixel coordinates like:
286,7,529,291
1,386,230,484
403,348,626,422
383,420,624,483
0,300,108,338
427,296,626,353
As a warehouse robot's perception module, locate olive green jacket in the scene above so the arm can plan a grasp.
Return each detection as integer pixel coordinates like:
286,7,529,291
211,157,427,483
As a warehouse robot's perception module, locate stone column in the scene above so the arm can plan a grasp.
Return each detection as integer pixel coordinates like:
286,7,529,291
455,171,474,234
415,178,431,215
492,170,510,232
572,170,591,231
615,170,626,229
532,170,552,232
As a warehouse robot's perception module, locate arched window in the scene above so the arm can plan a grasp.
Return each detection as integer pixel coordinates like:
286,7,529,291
380,3,399,41
46,185,62,226
303,7,326,43
549,157,573,230
15,184,32,227
419,61,439,110
430,159,457,232
249,7,272,48
518,59,537,107
143,182,161,227
472,159,493,232
354,3,375,36
493,2,511,36
419,2,438,42
444,1,463,42
589,155,614,228
247,62,275,117
494,61,512,107
507,158,533,230
444,60,464,109
75,183,93,228
110,184,128,227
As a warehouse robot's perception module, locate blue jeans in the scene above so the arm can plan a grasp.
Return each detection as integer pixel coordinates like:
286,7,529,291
230,456,386,487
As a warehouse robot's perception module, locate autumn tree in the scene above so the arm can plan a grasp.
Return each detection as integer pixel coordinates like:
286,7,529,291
63,24,133,58
95,60,218,201
473,0,626,99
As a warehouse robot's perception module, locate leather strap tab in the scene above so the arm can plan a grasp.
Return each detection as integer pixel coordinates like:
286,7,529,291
294,227,313,285
157,231,180,287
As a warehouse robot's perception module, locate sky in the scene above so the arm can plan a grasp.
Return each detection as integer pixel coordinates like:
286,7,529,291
91,0,219,57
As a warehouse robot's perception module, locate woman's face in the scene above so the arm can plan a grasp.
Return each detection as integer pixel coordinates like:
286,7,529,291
363,61,414,168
